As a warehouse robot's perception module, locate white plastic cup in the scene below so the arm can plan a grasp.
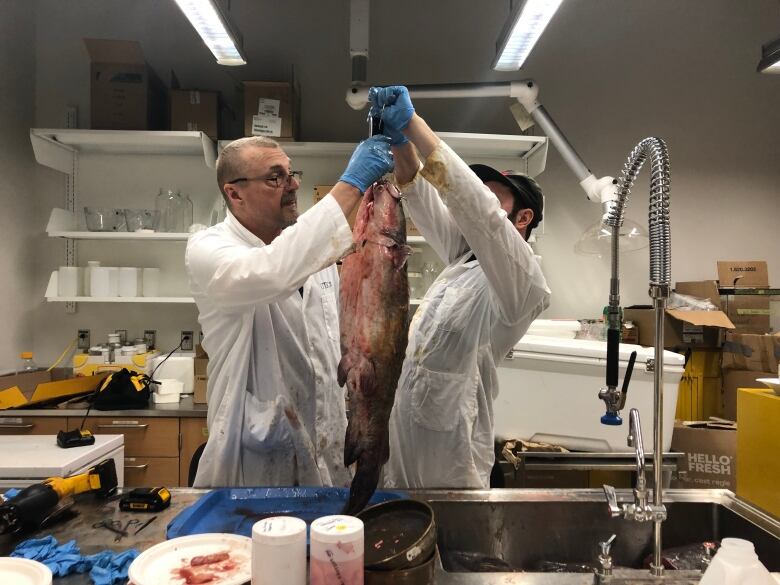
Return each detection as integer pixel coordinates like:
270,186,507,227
58,267,80,297
83,260,100,297
252,516,306,585
142,267,160,297
310,515,364,585
118,267,140,297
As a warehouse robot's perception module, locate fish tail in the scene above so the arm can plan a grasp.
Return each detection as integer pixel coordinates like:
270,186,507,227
342,454,383,516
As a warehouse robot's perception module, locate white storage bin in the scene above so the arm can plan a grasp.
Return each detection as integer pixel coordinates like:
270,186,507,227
495,335,685,452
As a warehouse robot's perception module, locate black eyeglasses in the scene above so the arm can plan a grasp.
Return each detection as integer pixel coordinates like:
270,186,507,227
226,170,303,188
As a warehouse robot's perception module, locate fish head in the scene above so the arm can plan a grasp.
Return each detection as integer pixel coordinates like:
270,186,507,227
365,180,406,244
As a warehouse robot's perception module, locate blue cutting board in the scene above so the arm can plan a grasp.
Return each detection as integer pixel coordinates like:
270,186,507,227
167,488,406,539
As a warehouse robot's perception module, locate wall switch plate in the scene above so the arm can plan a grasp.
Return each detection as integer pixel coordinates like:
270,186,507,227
144,330,156,350
181,330,194,351
77,329,90,350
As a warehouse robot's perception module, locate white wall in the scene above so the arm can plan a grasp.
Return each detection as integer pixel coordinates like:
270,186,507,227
0,3,37,373
24,0,780,362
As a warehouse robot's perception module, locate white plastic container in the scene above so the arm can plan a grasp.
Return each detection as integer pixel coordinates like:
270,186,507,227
251,516,306,585
310,515,364,585
699,538,775,585
58,266,80,297
149,354,194,394
142,267,160,297
494,335,685,452
118,267,140,297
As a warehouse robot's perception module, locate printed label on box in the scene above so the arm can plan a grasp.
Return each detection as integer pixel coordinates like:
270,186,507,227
252,114,282,137
189,91,201,105
257,98,280,117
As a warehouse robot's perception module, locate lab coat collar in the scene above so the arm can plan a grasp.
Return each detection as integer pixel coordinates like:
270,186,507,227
225,208,265,248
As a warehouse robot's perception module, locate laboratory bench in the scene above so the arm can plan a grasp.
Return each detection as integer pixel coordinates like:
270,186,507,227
2,488,779,584
0,398,207,487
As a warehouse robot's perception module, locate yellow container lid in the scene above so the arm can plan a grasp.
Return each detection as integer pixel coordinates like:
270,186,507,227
20,351,33,359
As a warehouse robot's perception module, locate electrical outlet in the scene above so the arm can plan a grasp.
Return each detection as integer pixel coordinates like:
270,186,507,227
77,329,90,350
144,329,156,350
181,330,194,351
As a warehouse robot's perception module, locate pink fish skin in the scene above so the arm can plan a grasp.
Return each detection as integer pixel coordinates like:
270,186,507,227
338,180,410,515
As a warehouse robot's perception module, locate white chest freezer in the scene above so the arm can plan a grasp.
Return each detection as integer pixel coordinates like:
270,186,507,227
0,434,124,488
494,335,685,453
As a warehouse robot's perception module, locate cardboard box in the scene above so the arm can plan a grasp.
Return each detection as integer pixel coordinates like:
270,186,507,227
170,90,219,140
737,388,780,517
717,260,769,289
194,375,208,405
624,280,734,350
0,370,107,410
722,332,780,372
720,295,771,334
84,38,166,130
671,421,736,490
243,81,298,140
721,369,776,421
194,344,209,377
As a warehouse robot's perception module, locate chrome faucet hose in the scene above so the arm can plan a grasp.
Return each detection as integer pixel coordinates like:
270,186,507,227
607,137,672,287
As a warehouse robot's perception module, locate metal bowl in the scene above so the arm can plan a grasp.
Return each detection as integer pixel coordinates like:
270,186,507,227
358,499,436,571
365,549,436,585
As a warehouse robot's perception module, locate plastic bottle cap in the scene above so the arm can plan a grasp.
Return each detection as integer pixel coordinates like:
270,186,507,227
310,515,363,543
252,516,307,545
20,352,33,359
720,537,754,551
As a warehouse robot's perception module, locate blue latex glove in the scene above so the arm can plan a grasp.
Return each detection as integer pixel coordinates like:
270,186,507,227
11,536,83,577
11,535,139,584
86,548,139,585
339,135,394,193
369,86,415,140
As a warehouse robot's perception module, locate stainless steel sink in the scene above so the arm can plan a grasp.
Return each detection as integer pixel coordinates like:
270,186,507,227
408,489,780,584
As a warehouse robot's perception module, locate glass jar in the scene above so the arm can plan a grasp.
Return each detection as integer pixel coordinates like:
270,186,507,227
156,188,185,232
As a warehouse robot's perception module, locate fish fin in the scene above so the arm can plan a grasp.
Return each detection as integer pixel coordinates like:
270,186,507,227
337,355,350,387
342,455,383,516
344,417,360,467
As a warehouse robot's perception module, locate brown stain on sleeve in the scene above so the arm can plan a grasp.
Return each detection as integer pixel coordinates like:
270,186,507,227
420,147,451,194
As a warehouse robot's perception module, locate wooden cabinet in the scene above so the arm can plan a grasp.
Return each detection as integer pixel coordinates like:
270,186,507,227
179,418,209,487
80,416,180,486
0,416,65,435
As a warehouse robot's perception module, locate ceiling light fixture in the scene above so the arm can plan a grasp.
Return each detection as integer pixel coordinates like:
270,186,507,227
757,34,780,73
172,0,247,66
492,0,564,71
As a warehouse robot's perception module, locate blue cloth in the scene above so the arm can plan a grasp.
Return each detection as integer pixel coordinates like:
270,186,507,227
11,535,139,585
2,488,21,501
339,134,394,193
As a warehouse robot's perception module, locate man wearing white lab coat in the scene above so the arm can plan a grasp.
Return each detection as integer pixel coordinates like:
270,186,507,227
186,135,394,487
369,86,552,489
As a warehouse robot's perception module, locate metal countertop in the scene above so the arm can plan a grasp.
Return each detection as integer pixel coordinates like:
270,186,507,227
0,396,207,418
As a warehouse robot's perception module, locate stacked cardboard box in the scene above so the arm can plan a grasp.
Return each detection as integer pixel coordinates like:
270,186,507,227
170,90,219,140
243,81,298,140
721,332,780,419
84,38,166,130
672,420,736,491
717,261,771,334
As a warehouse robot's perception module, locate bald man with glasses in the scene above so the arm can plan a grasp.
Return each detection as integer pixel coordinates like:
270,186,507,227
186,134,394,487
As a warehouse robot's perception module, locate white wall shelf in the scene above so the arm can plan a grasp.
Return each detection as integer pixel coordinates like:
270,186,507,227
220,131,548,177
45,270,193,303
46,208,190,241
31,129,217,173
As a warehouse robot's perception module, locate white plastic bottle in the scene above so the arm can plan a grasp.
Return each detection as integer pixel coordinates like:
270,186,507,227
699,537,775,585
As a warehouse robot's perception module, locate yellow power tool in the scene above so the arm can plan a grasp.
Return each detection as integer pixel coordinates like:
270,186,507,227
0,458,117,534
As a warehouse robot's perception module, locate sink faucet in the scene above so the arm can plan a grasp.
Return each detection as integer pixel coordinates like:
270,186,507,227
596,137,671,577
603,409,666,524
595,534,616,584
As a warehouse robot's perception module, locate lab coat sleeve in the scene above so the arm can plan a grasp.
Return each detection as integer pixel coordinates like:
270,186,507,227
419,142,551,325
400,171,469,264
186,194,353,309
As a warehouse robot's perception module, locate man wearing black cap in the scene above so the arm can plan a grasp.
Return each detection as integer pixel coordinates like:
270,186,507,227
367,86,551,489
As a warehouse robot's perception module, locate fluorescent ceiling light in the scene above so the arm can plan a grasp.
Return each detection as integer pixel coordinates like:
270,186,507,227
173,0,247,66
757,35,780,74
492,0,563,71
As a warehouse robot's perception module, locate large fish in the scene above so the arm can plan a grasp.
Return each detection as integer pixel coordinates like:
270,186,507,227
338,180,410,515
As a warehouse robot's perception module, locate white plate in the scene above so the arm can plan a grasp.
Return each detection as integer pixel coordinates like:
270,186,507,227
756,378,780,395
0,558,52,585
128,533,252,585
